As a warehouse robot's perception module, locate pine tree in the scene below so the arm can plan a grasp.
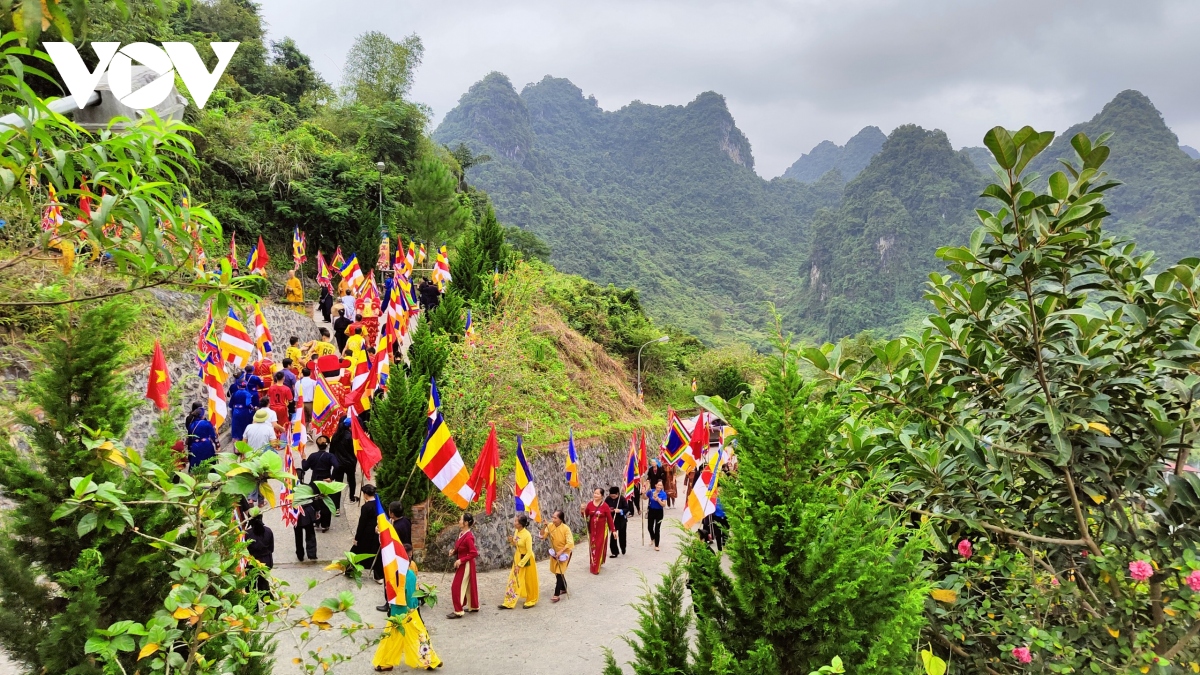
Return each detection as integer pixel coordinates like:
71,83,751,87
452,205,512,308
624,560,691,675
371,325,450,509
425,288,465,339
0,300,176,672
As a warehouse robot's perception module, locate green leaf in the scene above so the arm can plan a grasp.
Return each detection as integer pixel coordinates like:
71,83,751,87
983,126,1017,170
1048,171,1069,201
922,344,943,381
968,281,987,313
936,247,977,263
948,425,974,451
1045,405,1065,434
77,512,97,536
801,347,829,372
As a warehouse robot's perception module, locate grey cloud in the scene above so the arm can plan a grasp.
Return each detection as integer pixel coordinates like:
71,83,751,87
258,0,1200,176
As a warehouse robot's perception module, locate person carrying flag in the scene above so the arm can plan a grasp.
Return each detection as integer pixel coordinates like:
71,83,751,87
446,512,479,619
647,478,668,551
580,487,617,575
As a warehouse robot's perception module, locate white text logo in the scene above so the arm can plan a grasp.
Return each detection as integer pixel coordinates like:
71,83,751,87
44,42,240,110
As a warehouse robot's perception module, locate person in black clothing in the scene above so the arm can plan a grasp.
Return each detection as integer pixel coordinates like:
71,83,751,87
377,501,414,612
245,515,274,596
418,279,440,312
329,419,357,515
301,435,339,532
294,501,318,561
332,308,352,353
318,285,334,323
350,485,383,580
646,461,667,501
605,486,633,557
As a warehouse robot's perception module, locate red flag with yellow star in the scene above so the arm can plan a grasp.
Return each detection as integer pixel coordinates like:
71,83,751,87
145,339,171,411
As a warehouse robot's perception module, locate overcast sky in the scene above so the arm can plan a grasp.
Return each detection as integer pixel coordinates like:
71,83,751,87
256,0,1200,178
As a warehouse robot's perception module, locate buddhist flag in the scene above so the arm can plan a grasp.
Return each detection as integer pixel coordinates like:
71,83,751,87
467,422,500,515
464,309,476,345
376,498,411,609
220,307,253,368
404,242,415,275
316,251,333,289
564,428,579,488
432,245,451,289
292,227,307,265
245,235,269,273
417,243,426,265
623,436,638,498
195,305,218,376
311,376,337,421
683,447,723,529
251,303,273,356
418,379,475,508
350,407,382,479
145,339,171,411
340,254,364,290
660,409,690,467
514,435,541,522
203,353,227,427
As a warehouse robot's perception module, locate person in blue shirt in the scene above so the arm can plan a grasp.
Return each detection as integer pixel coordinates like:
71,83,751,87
184,402,218,470
647,479,668,551
243,366,264,407
228,385,255,441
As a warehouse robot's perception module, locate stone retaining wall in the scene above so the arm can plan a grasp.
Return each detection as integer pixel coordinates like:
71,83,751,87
422,431,650,572
124,299,318,449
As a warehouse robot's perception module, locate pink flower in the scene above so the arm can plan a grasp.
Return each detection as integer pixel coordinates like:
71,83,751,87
1012,646,1032,664
1187,570,1200,592
1051,577,1060,586
1129,560,1154,582
957,539,973,559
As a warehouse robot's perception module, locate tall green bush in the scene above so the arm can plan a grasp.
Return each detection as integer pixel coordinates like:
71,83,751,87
618,332,928,674
0,300,175,673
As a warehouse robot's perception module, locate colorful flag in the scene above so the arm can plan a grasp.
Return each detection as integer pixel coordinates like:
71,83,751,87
203,353,228,427
245,235,269,273
145,339,171,411
432,245,452,289
340,254,364,290
350,407,382,479
464,309,476,345
418,379,476,509
219,307,254,368
417,243,426,265
280,445,298,527
332,246,345,270
493,266,500,291
682,412,709,472
316,251,333,289
638,429,648,475
195,305,218,375
467,422,501,515
228,232,238,270
289,392,306,450
376,498,411,609
660,409,690,467
564,429,579,488
623,436,638,498
292,227,307,265
514,435,541,522
404,242,416,275
311,376,337,421
683,447,723,529
251,303,273,356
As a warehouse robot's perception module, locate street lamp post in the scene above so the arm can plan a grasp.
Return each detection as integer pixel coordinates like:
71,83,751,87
637,335,670,401
376,161,385,282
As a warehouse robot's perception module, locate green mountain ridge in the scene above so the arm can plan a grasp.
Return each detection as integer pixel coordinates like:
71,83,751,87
434,72,840,345
437,77,1200,344
781,125,886,183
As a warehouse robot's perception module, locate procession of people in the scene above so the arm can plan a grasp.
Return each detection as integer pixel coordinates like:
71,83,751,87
177,249,732,672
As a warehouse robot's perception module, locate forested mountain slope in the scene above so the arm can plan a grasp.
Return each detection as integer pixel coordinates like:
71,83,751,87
434,73,841,344
793,125,985,339
1024,90,1200,260
781,125,886,183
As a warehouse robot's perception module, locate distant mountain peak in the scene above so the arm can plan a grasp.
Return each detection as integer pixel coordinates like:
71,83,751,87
1181,145,1199,160
782,125,886,183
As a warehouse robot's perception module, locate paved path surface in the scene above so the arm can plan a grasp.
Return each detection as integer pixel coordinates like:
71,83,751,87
265,480,687,674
